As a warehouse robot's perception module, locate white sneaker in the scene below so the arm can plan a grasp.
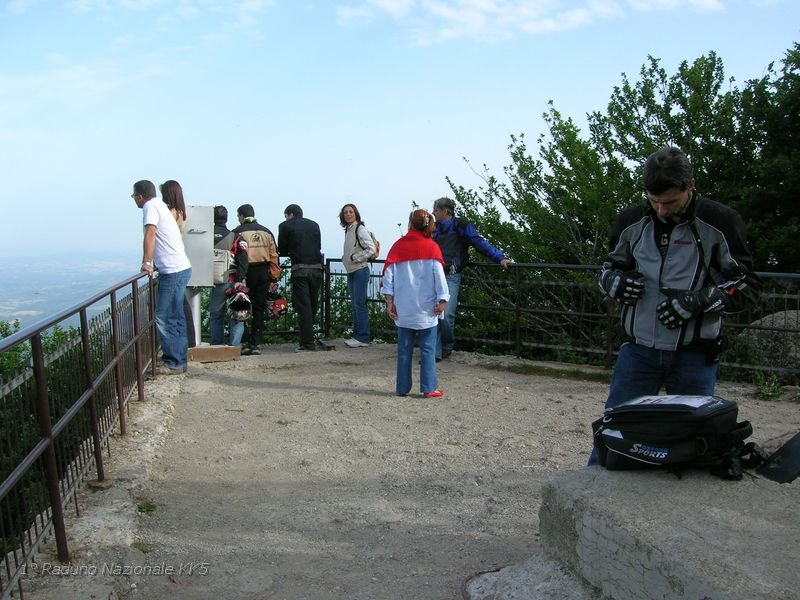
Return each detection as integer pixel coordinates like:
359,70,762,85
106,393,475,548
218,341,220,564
344,339,369,348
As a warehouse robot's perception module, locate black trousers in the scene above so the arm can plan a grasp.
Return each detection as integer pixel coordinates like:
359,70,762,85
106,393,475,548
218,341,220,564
291,268,323,349
245,263,270,347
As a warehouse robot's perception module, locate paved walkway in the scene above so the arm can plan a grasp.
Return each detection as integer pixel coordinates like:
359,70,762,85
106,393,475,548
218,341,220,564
22,343,798,600
24,343,609,600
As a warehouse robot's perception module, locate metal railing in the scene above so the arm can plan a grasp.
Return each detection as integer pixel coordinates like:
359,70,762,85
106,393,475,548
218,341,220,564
0,273,157,600
323,259,800,380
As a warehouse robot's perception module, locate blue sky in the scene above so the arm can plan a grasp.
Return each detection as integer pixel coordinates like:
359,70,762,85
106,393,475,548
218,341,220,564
1,0,797,264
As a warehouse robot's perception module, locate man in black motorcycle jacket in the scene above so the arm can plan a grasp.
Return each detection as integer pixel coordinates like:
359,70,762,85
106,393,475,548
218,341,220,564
590,147,761,464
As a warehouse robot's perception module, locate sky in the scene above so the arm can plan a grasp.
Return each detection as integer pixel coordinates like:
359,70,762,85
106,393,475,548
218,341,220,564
1,0,798,265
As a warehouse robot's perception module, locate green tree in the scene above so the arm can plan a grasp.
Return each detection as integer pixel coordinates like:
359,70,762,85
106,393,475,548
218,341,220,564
448,108,636,266
734,43,800,271
448,45,799,272
0,320,26,381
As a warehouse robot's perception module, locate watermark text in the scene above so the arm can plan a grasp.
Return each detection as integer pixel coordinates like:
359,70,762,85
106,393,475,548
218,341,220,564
24,561,210,577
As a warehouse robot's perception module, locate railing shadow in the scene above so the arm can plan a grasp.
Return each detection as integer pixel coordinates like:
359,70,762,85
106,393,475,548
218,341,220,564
0,272,157,599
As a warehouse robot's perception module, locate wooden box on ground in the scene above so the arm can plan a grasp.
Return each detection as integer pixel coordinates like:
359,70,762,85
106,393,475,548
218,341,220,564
189,345,240,363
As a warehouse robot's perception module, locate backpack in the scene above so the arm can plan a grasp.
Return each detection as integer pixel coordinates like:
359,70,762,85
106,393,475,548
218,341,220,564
213,232,236,285
355,223,380,261
592,395,765,479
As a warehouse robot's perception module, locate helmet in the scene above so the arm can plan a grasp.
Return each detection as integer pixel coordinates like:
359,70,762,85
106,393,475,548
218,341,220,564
227,291,252,322
268,297,289,320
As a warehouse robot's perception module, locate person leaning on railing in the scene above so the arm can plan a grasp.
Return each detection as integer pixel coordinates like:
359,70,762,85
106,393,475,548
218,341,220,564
589,146,762,465
431,196,511,362
131,179,193,375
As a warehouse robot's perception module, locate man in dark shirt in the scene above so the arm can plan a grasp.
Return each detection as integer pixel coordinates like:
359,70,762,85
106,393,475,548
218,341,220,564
278,204,324,352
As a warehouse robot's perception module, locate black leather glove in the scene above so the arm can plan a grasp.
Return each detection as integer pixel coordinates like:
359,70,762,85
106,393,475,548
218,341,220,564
599,270,645,306
656,287,726,329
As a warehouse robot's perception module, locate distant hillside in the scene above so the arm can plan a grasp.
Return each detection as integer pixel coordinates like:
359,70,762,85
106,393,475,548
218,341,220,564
0,253,139,329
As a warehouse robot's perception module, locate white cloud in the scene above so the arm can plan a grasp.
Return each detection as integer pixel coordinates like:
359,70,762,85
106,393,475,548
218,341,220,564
371,0,416,18
59,0,275,25
627,0,723,11
336,4,375,23
688,0,724,10
336,0,728,43
5,0,42,15
0,53,171,123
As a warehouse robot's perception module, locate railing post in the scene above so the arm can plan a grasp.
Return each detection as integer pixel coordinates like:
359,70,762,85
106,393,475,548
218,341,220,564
79,310,106,482
30,334,70,563
110,291,128,435
324,259,331,338
149,275,158,378
132,279,146,402
513,266,522,357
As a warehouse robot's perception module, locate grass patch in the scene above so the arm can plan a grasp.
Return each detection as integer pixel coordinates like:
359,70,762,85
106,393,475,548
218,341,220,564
755,373,785,401
132,540,154,554
136,499,157,515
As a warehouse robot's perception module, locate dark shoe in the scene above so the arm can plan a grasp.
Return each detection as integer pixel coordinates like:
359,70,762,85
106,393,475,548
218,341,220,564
249,345,261,356
155,365,187,376
241,346,253,356
295,345,315,353
423,390,444,398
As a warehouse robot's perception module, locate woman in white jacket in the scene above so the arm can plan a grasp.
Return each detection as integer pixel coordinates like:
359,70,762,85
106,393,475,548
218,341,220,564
339,203,376,348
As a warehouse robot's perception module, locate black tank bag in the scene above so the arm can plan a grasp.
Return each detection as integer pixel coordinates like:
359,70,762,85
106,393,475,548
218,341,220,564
592,395,765,479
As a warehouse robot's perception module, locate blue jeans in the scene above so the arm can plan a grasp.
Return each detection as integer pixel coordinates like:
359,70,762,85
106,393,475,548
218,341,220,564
588,342,719,465
348,267,371,343
229,320,244,347
396,326,438,395
155,268,192,370
209,284,227,345
436,272,461,360
209,283,244,346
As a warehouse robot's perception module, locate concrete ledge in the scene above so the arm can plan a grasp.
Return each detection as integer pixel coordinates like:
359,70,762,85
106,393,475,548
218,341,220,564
539,468,799,600
188,344,240,363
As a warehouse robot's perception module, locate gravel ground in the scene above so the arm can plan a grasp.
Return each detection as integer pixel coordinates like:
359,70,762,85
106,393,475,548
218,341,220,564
21,342,799,600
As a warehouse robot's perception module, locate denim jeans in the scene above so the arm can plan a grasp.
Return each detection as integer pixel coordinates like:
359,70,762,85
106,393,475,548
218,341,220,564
155,268,192,370
209,284,227,345
396,325,438,395
436,272,461,359
292,268,324,349
348,267,371,343
588,342,719,465
209,283,245,346
229,320,244,347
